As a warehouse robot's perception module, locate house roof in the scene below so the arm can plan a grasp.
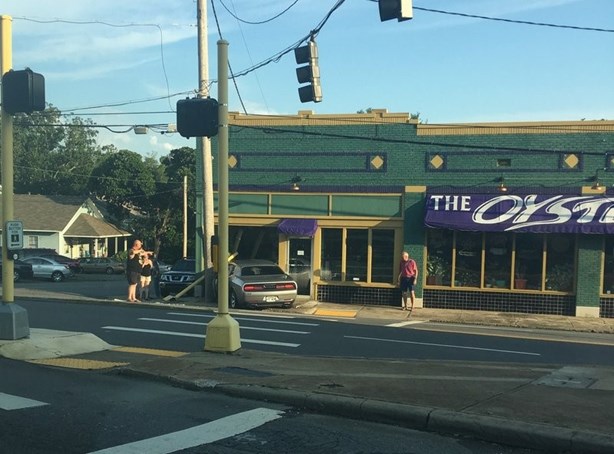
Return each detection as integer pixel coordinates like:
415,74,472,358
0,194,130,238
65,213,130,237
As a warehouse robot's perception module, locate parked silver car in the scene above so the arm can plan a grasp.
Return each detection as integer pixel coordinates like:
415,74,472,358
220,259,297,309
78,257,125,274
23,256,74,282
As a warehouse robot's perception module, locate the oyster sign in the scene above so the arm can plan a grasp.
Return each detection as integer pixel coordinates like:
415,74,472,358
425,193,614,234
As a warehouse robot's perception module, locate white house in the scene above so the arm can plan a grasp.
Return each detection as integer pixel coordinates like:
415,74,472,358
0,194,131,258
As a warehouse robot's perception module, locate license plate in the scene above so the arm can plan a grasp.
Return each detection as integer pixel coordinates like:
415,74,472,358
264,296,278,302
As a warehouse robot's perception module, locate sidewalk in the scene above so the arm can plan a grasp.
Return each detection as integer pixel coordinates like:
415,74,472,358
2,294,614,452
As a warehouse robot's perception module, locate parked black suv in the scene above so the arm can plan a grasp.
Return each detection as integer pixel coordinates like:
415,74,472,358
159,258,200,297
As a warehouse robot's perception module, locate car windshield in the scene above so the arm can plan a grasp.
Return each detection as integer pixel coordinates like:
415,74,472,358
241,265,284,276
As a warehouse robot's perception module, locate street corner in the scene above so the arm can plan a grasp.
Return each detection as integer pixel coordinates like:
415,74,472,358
0,328,113,361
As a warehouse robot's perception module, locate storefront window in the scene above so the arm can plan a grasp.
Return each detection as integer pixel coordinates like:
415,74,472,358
514,234,543,290
320,227,396,283
371,229,395,283
228,226,278,262
321,229,342,281
484,233,512,289
425,229,576,294
454,231,482,288
346,229,368,282
603,237,614,294
426,230,452,286
545,235,575,292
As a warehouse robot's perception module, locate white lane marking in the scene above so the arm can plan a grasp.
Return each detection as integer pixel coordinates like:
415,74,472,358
89,407,283,454
139,318,310,335
386,321,427,327
167,312,320,327
102,326,300,348
0,392,48,410
345,335,541,356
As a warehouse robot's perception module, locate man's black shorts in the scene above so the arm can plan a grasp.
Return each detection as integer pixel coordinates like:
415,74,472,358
400,276,416,292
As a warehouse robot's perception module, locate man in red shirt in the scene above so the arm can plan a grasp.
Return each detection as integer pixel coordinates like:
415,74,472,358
398,251,418,312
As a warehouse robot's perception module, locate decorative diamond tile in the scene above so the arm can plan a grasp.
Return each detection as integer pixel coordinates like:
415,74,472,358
370,155,385,170
429,154,445,170
563,154,579,169
228,155,238,169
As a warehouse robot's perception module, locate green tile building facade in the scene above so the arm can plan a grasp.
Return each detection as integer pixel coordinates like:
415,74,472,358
213,109,614,318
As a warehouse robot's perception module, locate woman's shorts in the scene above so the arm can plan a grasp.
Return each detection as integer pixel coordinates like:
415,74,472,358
400,276,416,292
127,271,140,285
140,276,152,286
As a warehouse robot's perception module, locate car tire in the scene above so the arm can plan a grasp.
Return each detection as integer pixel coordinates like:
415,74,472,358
105,267,114,275
13,270,20,282
229,290,238,309
51,271,64,282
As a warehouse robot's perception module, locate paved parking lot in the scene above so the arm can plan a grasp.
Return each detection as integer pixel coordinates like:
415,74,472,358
3,273,128,301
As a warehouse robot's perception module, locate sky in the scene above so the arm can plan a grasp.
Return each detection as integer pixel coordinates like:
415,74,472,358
2,0,613,157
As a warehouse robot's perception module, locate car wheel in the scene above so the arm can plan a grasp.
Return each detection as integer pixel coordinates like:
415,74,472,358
229,290,239,309
51,271,64,282
13,270,20,282
105,267,114,275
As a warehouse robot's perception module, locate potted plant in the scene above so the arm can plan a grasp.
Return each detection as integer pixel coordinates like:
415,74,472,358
545,263,574,292
514,264,527,289
426,255,447,285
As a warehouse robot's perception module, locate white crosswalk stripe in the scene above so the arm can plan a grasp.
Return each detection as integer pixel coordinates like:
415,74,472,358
89,407,283,454
102,326,301,348
102,311,317,349
0,392,48,410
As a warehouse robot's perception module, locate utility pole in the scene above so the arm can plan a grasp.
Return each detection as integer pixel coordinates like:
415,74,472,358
196,0,215,301
0,15,29,340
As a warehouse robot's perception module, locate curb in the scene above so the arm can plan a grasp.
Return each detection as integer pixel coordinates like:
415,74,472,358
221,384,614,453
174,379,614,453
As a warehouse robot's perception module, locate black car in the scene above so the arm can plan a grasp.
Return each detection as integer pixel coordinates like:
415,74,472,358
0,259,34,282
159,258,200,297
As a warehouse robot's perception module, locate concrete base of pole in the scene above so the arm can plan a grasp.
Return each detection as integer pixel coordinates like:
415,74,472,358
204,313,241,352
0,303,30,340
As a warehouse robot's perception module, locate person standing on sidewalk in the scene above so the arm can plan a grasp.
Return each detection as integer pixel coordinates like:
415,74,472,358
397,251,418,312
139,253,154,301
126,239,149,302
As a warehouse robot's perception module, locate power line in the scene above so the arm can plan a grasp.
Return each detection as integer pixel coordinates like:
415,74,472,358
218,0,301,25
407,3,614,33
13,17,176,108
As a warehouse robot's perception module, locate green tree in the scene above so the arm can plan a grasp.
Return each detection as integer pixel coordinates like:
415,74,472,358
3,107,103,195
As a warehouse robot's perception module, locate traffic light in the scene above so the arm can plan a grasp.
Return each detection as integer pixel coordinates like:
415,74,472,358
378,0,413,22
294,40,322,103
176,97,219,138
1,68,45,115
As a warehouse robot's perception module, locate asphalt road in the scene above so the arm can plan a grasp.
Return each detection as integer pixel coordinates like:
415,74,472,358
0,358,538,454
15,298,614,366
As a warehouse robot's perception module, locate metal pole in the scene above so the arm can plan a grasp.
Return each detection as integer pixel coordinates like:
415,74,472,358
183,174,188,258
1,15,14,300
204,39,240,352
0,15,29,339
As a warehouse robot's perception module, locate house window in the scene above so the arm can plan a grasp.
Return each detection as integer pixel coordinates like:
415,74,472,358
28,236,39,248
320,227,396,284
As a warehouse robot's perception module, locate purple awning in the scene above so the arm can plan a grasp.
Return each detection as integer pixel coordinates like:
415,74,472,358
425,193,614,234
278,219,318,237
